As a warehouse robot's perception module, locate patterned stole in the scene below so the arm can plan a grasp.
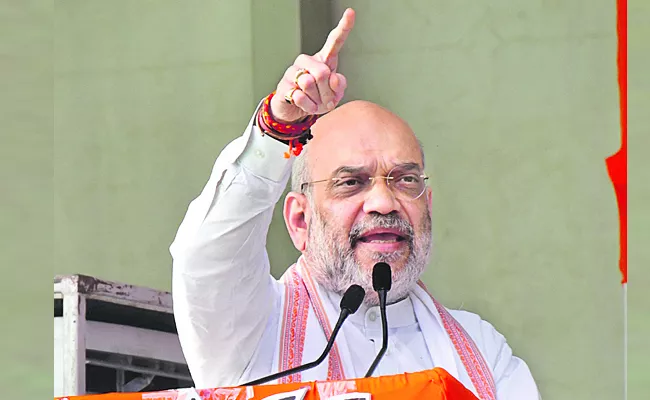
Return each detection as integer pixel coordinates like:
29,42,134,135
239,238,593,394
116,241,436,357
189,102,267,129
278,261,496,400
277,261,345,383
418,281,497,400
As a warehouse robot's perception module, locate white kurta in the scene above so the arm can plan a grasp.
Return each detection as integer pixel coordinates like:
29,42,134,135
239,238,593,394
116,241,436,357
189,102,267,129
170,106,540,399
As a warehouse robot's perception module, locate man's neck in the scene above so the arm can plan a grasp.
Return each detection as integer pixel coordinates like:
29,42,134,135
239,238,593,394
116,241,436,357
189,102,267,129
325,289,417,330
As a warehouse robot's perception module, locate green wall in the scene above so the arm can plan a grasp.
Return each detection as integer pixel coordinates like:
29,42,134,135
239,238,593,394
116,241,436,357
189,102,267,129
628,0,649,397
2,1,54,398
327,1,623,399
53,0,300,289
1,0,639,399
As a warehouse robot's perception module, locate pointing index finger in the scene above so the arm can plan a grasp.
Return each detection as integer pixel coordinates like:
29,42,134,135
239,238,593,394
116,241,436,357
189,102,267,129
317,8,355,66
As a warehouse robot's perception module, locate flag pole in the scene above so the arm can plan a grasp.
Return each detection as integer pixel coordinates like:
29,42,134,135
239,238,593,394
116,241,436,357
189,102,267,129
623,282,627,400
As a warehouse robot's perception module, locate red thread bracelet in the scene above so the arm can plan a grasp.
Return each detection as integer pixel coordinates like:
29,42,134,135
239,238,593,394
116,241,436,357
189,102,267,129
257,92,318,157
261,91,319,136
257,109,307,158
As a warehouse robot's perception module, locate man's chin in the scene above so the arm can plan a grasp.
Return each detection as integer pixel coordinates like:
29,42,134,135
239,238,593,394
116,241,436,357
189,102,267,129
354,247,409,271
354,239,408,253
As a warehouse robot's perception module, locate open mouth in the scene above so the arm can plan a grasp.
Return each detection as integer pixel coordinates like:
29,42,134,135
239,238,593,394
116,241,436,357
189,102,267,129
358,232,407,244
352,227,411,252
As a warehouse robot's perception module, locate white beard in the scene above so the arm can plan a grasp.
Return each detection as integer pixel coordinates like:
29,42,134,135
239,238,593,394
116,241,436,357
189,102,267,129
304,206,432,307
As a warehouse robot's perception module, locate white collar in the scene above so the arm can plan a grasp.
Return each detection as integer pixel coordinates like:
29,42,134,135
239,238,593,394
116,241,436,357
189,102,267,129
327,291,418,330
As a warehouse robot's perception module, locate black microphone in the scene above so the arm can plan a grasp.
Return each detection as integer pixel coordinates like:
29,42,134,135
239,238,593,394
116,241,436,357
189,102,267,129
364,262,392,378
243,284,365,386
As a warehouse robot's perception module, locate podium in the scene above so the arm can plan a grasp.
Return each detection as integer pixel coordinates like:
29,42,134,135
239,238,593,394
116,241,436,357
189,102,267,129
54,367,479,399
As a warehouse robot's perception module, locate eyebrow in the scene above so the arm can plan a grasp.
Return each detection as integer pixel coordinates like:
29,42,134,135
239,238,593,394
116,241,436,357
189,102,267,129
330,166,369,178
391,162,422,172
329,162,422,178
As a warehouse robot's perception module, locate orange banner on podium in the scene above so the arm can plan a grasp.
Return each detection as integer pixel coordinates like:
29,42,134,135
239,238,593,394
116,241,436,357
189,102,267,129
56,368,478,400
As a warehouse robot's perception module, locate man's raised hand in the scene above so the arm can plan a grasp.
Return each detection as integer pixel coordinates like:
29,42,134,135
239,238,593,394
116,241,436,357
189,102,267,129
270,8,355,123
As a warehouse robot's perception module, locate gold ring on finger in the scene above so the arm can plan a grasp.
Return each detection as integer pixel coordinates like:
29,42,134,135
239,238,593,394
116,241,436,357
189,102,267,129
284,87,299,104
293,68,310,86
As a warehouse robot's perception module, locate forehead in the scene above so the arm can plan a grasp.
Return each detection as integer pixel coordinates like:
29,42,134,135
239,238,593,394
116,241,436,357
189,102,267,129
308,106,422,177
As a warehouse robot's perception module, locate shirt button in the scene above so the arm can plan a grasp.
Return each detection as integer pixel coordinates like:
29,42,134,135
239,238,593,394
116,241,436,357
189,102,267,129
255,150,265,158
368,312,377,322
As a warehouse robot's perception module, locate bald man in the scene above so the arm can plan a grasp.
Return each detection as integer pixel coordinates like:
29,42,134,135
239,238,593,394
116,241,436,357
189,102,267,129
171,8,539,399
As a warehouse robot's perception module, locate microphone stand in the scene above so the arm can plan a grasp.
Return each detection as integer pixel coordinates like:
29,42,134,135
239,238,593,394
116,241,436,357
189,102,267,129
364,288,388,377
242,284,365,386
243,310,349,386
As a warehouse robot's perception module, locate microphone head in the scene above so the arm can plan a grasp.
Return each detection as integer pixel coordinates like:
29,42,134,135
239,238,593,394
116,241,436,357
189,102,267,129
340,284,365,314
372,262,392,291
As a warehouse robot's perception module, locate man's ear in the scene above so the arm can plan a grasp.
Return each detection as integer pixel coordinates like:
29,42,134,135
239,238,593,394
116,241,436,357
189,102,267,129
284,191,310,252
426,187,433,215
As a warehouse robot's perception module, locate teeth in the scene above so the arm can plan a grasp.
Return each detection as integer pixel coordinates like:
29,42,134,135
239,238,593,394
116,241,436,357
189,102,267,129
369,240,397,243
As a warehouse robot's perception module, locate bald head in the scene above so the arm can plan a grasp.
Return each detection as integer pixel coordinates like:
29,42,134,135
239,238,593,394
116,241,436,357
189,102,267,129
291,101,425,193
310,100,416,149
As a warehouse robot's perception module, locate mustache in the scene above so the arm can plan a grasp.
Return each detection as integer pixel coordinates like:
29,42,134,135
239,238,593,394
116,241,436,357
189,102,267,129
348,213,414,247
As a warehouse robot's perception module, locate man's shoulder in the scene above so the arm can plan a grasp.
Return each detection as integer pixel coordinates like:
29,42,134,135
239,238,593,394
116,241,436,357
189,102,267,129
447,308,507,342
445,308,539,396
448,308,502,335
446,308,508,365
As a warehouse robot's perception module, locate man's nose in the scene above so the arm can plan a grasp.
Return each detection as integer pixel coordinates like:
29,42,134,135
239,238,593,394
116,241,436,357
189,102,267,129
362,179,401,215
